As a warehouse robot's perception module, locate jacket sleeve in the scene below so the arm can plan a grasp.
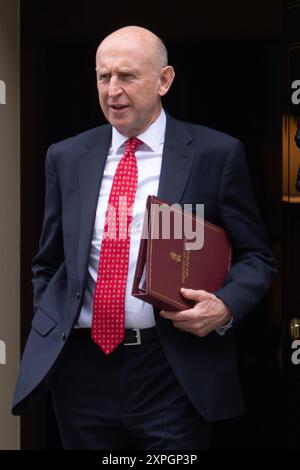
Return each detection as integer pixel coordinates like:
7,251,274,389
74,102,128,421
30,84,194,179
214,140,277,327
32,145,64,313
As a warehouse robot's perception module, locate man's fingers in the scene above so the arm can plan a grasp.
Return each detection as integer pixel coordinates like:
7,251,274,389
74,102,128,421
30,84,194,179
180,288,214,302
160,308,194,321
173,320,201,329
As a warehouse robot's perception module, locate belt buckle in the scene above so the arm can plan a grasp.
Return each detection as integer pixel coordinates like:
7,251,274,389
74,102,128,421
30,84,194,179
123,328,142,346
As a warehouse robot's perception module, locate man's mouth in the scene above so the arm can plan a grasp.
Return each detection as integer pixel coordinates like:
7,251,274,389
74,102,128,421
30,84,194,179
110,104,129,110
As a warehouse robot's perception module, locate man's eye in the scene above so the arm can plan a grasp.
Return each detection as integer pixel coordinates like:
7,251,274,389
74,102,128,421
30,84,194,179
98,75,110,82
120,74,134,81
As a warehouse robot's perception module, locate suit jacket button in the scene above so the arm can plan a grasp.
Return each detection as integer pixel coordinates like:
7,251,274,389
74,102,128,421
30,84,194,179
76,292,81,300
62,333,66,341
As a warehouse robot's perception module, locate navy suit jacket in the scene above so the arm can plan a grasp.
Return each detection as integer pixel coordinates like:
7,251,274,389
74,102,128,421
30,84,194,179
12,114,276,420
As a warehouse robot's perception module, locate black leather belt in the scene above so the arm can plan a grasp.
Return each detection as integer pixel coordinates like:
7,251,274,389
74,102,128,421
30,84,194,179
123,327,157,345
72,327,157,346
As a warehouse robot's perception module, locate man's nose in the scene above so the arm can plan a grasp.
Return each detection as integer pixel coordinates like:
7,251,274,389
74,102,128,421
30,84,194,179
108,77,122,97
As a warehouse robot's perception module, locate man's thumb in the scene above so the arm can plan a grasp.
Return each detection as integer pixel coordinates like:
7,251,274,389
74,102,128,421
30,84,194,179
180,288,210,301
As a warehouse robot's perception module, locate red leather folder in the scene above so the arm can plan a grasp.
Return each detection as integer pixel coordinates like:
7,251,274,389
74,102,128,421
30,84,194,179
131,195,232,311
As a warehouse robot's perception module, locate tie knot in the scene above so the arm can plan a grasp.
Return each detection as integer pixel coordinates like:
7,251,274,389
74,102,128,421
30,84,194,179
125,137,142,154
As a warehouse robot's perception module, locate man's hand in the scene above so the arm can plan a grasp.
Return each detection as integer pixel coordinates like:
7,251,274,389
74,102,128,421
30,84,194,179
160,288,232,337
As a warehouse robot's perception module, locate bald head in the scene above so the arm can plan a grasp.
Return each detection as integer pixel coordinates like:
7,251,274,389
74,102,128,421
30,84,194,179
97,26,168,71
95,26,175,137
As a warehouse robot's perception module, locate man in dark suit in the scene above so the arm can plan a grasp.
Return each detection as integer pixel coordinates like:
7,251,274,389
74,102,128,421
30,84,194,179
12,26,276,449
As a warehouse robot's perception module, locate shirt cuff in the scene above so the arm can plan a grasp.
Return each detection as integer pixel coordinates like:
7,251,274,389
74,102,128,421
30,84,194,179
215,316,233,336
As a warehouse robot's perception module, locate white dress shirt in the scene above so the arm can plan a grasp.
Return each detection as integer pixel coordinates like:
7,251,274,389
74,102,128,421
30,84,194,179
77,109,166,328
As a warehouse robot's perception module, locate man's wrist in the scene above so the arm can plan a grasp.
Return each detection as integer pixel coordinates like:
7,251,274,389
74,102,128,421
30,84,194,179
215,298,233,335
215,316,233,335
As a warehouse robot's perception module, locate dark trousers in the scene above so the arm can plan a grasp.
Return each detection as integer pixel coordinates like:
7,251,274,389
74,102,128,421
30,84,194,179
51,328,212,450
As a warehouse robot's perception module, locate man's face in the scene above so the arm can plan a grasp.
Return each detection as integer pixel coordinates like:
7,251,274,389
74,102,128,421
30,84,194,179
96,43,164,137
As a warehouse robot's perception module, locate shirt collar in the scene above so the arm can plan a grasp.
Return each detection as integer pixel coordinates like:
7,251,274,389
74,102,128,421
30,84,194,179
111,109,166,154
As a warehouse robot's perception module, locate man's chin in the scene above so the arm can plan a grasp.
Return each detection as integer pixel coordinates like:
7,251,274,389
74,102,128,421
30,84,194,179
112,124,130,137
109,119,137,137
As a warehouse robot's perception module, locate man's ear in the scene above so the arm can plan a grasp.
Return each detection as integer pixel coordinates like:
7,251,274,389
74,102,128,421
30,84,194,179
158,66,175,96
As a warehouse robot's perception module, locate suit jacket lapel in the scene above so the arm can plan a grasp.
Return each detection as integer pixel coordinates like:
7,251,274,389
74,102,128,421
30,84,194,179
77,124,112,284
154,115,196,323
158,114,196,203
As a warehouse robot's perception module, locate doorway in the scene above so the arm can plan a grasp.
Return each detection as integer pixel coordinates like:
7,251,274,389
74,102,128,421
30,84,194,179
21,0,284,449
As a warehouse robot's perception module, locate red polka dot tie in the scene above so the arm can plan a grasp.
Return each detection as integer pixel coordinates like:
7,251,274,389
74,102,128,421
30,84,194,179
91,137,142,354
